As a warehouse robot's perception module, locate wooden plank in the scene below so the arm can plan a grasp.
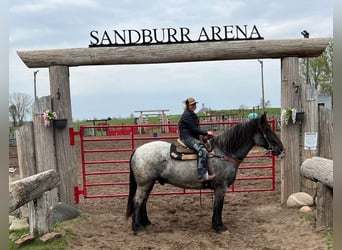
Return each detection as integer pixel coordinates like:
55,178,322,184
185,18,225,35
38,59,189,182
17,38,330,68
49,66,78,207
280,57,301,205
15,122,36,178
9,169,61,212
301,156,333,188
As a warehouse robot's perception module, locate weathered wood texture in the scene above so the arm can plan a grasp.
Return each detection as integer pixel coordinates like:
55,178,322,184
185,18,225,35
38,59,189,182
316,182,333,228
318,106,333,159
17,38,330,68
31,96,59,235
15,123,36,178
9,169,61,213
300,84,319,197
280,57,301,205
49,66,78,207
15,122,38,235
301,156,333,228
301,157,333,188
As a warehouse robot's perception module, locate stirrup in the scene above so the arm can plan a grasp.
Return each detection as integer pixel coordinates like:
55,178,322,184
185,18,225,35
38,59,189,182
197,172,215,181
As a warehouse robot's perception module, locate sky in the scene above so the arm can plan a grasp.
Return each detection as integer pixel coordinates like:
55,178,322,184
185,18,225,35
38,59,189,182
9,0,333,120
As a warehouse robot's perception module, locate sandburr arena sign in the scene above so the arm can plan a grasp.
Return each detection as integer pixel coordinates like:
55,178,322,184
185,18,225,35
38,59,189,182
89,25,263,47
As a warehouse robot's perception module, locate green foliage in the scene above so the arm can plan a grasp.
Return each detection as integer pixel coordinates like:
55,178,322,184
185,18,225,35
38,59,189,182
300,40,333,96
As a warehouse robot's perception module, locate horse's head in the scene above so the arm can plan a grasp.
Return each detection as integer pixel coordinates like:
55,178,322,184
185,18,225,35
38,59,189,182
254,113,285,158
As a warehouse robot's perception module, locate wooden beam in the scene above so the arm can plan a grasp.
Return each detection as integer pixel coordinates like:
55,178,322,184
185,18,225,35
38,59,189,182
17,38,331,68
9,169,61,213
301,156,333,188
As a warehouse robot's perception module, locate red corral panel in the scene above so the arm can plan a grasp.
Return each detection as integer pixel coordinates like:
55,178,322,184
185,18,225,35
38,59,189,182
73,121,277,204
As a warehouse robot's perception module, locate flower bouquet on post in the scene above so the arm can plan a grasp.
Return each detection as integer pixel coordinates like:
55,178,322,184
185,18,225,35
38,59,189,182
42,109,57,127
280,108,304,126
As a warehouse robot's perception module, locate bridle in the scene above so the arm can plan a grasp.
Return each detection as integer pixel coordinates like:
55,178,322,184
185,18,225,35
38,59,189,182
258,126,285,158
259,126,274,154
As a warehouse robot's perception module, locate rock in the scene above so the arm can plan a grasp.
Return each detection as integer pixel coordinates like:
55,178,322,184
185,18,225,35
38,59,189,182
10,218,29,230
50,202,80,223
299,206,313,212
287,192,314,208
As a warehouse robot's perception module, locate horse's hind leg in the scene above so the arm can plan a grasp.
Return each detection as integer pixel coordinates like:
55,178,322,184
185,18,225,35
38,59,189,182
140,182,154,227
132,183,154,232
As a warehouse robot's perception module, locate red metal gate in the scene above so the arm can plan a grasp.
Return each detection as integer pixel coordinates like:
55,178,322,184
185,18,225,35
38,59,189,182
70,120,277,204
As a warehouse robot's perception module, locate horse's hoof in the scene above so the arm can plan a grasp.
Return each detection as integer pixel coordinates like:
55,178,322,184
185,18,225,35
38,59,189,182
213,225,227,233
142,220,151,227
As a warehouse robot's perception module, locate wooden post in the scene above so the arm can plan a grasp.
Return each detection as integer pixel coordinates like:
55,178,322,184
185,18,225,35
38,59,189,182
15,122,37,229
31,96,59,235
15,122,36,178
49,66,78,207
300,83,319,197
316,183,333,228
280,57,301,205
318,106,333,159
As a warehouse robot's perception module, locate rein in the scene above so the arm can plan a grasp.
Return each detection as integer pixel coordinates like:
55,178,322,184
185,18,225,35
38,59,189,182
213,153,241,166
222,155,242,166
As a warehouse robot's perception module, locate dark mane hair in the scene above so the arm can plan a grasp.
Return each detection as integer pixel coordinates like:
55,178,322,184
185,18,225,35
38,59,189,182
213,118,258,155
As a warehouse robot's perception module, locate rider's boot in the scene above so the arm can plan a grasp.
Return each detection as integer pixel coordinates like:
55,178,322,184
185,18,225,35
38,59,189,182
197,154,215,181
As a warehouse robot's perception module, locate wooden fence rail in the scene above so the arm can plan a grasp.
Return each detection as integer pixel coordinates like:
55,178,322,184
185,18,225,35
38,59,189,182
9,169,61,213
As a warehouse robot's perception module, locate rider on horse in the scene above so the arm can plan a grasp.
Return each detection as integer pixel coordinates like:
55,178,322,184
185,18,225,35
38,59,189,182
178,97,215,181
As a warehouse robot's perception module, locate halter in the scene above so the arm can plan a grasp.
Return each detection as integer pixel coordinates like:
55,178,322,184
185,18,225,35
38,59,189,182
259,127,274,153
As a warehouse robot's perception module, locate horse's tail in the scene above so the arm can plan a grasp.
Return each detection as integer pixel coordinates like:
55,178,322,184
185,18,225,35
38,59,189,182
126,150,137,220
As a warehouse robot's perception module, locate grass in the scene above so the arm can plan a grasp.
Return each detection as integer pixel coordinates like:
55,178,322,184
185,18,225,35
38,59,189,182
9,228,72,250
320,228,333,250
300,212,333,250
8,214,89,249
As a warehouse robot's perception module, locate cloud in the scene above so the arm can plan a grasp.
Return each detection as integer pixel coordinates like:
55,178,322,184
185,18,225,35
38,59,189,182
9,0,333,119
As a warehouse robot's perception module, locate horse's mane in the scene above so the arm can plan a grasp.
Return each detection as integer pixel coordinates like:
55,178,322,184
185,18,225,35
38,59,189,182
213,118,258,155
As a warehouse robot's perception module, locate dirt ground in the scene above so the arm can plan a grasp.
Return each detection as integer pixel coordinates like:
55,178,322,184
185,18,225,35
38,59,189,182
10,135,329,250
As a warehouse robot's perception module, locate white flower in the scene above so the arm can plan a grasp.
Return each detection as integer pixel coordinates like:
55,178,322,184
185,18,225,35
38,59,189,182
281,107,297,126
291,108,297,124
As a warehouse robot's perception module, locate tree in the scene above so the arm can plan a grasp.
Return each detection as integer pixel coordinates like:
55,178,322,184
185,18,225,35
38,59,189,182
9,92,33,126
259,98,271,108
299,40,333,96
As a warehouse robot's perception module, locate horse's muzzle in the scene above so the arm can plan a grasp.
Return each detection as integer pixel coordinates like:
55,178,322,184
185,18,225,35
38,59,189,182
278,150,285,159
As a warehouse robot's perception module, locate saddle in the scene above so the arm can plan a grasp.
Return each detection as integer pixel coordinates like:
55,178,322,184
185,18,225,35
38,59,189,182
170,136,215,161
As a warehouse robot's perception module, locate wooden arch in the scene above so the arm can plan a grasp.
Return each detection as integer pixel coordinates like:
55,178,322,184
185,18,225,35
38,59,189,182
17,37,331,206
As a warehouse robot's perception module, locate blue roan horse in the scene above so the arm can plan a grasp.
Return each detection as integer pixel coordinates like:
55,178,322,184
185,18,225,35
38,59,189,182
126,113,284,233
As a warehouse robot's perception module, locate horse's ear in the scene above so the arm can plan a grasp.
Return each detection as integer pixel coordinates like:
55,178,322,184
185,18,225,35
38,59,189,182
259,112,267,127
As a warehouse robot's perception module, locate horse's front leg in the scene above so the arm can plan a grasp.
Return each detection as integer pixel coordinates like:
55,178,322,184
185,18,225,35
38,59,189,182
212,186,228,233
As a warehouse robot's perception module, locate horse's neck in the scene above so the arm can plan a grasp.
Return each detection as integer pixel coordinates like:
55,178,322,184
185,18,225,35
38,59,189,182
232,143,255,161
213,137,255,162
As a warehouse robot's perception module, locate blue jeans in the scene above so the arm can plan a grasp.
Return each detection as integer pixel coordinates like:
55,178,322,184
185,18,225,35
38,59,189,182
182,137,208,176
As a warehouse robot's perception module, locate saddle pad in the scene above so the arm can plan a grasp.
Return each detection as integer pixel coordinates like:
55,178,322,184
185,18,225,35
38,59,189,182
170,143,197,160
